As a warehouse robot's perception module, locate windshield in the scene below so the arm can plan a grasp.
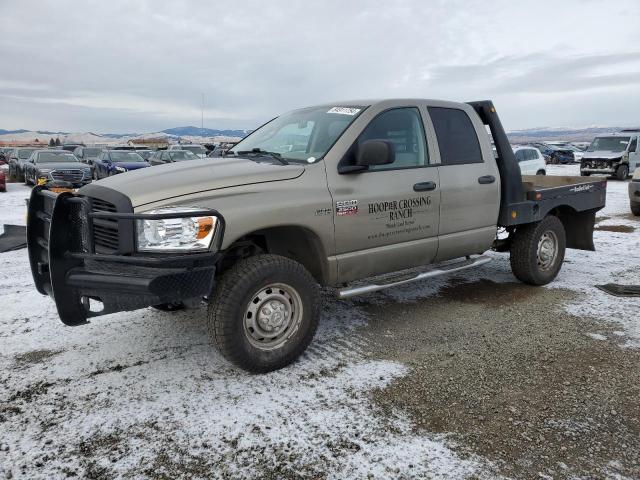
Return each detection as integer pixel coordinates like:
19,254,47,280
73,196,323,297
588,136,630,152
18,149,36,159
110,152,145,162
181,146,206,155
168,151,198,161
36,152,80,163
228,105,365,162
84,148,102,157
137,151,152,159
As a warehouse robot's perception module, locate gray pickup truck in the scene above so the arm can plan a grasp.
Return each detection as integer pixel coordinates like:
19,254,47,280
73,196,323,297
27,100,607,372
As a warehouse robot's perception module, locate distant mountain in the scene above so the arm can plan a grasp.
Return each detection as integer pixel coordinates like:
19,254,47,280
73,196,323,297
0,129,29,135
162,126,249,138
102,133,139,138
506,126,627,143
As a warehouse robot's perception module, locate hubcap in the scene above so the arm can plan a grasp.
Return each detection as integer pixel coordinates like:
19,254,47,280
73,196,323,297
537,231,558,271
244,283,303,350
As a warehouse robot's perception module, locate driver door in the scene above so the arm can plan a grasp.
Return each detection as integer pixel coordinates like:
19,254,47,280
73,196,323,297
326,107,440,283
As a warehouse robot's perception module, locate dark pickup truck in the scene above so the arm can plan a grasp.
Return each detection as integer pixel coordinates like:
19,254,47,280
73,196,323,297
27,99,606,372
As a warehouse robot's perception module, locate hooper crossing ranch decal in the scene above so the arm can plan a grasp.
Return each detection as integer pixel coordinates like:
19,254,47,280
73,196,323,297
368,195,432,221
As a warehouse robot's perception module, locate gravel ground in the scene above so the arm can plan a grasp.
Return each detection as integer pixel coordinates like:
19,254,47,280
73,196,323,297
1,165,639,479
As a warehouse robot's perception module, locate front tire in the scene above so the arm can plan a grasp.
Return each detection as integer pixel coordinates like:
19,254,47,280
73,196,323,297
616,164,629,181
208,254,320,373
581,171,591,176
631,202,640,216
510,215,566,286
536,170,546,175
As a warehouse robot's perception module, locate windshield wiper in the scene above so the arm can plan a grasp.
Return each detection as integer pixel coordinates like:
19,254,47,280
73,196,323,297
234,148,289,165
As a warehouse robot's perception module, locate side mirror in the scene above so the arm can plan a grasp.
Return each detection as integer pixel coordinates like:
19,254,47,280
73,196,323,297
357,140,395,167
338,140,396,174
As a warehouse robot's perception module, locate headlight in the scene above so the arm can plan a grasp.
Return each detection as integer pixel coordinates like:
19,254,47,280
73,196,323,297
115,166,127,172
38,168,53,174
136,207,217,252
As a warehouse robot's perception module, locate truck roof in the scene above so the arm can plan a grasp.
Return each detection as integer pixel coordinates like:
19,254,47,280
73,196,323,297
298,98,472,110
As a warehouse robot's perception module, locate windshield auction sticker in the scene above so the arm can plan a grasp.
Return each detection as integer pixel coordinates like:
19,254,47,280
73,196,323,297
327,107,361,116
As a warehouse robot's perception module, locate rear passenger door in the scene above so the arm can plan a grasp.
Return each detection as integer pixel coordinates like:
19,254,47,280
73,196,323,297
427,106,500,262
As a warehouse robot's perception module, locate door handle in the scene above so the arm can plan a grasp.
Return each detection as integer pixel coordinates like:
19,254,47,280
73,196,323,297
478,175,496,184
413,181,437,192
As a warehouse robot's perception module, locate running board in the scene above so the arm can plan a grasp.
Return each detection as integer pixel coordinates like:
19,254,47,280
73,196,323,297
337,255,492,299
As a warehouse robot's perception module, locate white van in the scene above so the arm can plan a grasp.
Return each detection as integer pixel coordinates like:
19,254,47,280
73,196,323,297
512,146,546,175
581,131,640,180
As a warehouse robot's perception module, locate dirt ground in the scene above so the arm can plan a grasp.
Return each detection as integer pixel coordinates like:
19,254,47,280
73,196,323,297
363,280,640,479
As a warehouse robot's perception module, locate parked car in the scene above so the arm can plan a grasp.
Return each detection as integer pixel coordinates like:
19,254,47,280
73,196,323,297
545,144,575,164
581,133,640,180
136,149,153,160
208,142,238,157
92,150,150,180
23,149,91,187
73,146,103,166
149,150,199,166
630,168,640,216
0,147,12,162
27,99,606,373
0,169,5,192
7,147,37,181
169,144,207,158
61,143,84,152
512,146,546,175
565,144,584,163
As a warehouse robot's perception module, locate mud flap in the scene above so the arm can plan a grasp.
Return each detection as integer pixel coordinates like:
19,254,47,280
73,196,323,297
559,209,597,251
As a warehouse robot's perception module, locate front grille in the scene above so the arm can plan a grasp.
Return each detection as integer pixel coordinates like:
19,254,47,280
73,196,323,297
91,198,120,253
51,169,84,183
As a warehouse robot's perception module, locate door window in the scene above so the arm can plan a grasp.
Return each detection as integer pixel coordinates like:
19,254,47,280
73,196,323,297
356,107,428,171
515,150,526,162
428,107,483,165
629,137,638,152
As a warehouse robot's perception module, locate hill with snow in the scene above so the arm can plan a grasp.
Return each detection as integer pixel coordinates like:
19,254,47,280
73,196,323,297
0,127,247,146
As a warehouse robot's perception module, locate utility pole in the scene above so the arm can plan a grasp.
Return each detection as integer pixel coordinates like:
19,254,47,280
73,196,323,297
201,93,204,136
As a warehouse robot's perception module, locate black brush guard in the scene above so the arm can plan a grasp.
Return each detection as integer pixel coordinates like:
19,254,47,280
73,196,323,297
27,186,224,326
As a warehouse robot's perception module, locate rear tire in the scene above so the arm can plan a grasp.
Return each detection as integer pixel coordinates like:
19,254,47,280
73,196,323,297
631,202,640,216
536,170,546,175
580,171,591,176
208,254,320,373
510,215,566,286
616,164,629,181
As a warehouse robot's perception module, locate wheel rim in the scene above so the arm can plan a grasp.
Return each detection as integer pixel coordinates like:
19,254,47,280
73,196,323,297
537,230,559,271
244,283,303,350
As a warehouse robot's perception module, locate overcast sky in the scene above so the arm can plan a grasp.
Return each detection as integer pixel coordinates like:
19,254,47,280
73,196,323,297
1,0,639,133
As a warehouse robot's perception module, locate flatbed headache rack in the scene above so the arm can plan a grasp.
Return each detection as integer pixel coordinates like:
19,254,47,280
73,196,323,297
468,100,606,249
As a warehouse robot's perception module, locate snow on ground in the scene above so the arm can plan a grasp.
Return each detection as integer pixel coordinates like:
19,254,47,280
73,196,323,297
0,185,498,478
1,166,638,478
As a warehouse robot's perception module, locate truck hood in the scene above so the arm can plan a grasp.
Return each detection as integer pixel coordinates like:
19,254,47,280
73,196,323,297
86,157,305,207
583,151,624,160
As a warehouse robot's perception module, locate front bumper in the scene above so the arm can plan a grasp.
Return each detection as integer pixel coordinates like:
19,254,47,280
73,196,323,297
581,167,616,174
27,186,224,326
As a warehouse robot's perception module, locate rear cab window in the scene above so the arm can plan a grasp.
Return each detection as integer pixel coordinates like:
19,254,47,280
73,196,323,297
428,107,483,165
